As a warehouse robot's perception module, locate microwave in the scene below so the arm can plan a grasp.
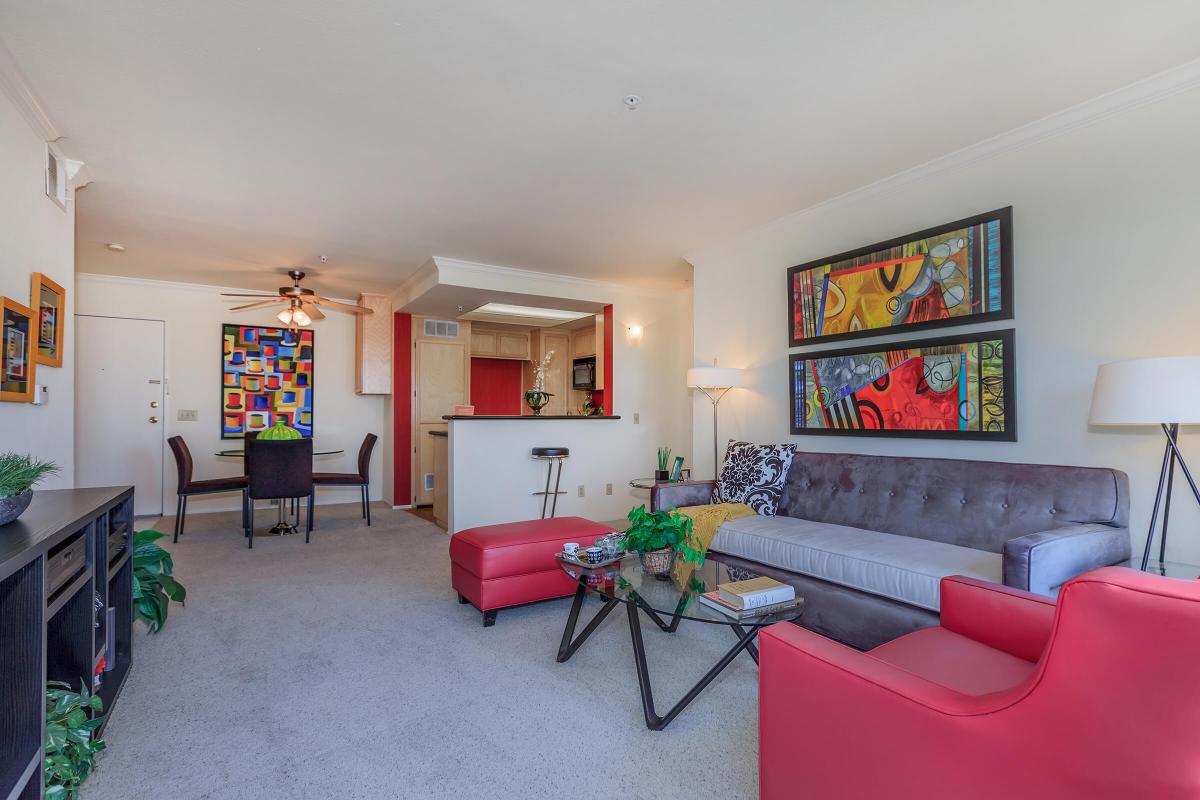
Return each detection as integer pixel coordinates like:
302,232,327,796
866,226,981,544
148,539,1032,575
572,357,596,390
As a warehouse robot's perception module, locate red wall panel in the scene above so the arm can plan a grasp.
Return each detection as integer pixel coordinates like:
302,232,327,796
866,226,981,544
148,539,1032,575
470,358,523,415
602,304,614,416
393,312,413,505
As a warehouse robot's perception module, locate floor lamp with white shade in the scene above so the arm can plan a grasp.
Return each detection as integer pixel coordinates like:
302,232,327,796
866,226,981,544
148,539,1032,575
687,367,743,479
1089,356,1200,570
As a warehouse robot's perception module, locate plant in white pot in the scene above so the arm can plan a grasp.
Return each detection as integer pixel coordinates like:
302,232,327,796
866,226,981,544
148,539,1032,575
0,452,58,526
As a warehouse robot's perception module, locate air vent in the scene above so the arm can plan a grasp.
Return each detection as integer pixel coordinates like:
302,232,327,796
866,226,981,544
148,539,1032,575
424,473,435,491
423,319,459,338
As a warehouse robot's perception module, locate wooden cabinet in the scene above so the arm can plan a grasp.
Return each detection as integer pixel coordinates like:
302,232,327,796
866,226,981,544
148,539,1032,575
355,293,393,394
432,433,448,529
527,330,571,416
470,327,530,360
572,326,596,357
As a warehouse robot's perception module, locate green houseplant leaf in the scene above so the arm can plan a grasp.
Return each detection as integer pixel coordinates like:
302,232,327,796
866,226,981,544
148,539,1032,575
0,452,59,497
621,504,704,564
44,680,105,799
132,529,187,633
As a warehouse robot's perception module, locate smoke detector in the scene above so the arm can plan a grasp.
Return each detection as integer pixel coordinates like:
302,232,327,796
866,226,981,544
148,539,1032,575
622,94,641,110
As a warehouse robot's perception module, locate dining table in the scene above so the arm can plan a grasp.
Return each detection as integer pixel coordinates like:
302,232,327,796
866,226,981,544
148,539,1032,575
215,441,345,535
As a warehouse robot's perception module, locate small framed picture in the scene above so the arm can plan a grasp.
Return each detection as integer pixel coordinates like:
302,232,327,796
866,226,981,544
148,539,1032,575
31,272,65,368
45,145,67,209
1,296,37,402
669,455,685,483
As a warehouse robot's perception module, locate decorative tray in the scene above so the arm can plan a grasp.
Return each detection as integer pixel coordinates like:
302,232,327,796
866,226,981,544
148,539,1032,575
555,551,625,569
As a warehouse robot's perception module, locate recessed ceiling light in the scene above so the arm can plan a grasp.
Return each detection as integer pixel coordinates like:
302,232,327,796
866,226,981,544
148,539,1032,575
105,243,126,252
469,303,591,322
623,94,641,110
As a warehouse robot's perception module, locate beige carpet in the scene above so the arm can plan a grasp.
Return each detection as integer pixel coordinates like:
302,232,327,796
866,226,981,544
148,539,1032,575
84,503,760,799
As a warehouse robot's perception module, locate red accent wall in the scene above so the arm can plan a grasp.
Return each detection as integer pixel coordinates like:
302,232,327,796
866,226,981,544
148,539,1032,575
602,304,614,415
470,358,523,415
393,313,412,505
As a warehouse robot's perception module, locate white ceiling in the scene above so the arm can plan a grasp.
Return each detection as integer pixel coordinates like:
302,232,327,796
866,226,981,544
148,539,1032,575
3,1,1199,296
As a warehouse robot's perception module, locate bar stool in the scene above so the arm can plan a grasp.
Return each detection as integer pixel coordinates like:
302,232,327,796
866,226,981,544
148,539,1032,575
532,447,569,519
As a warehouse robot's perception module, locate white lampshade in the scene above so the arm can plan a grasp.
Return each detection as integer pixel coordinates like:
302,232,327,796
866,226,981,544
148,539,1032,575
1089,356,1200,425
687,367,743,389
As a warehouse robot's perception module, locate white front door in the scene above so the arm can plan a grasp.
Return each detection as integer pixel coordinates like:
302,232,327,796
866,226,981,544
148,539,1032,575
75,315,166,516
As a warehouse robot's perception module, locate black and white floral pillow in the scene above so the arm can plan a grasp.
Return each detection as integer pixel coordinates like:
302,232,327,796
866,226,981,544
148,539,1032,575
711,441,796,516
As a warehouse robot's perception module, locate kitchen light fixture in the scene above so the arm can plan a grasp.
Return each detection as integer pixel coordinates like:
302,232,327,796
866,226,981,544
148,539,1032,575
467,303,591,322
627,323,644,341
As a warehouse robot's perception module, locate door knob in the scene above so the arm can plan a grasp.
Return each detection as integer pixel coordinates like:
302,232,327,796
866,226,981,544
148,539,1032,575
150,401,159,408
149,416,159,424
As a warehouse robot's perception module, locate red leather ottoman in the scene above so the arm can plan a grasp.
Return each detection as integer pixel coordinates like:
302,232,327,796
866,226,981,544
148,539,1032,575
449,516,614,626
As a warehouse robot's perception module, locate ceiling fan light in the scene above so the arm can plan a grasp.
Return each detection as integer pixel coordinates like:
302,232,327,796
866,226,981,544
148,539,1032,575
277,308,293,325
292,308,311,326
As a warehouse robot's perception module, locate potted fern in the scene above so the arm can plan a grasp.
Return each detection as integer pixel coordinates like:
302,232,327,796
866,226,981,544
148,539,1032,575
0,452,58,526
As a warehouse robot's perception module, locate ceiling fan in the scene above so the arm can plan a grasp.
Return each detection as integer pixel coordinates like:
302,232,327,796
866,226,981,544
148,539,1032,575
222,270,373,327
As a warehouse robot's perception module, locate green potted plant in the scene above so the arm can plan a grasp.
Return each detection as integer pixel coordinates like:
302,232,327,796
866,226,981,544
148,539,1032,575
654,447,671,482
44,680,105,799
623,504,704,578
0,452,58,526
132,530,187,633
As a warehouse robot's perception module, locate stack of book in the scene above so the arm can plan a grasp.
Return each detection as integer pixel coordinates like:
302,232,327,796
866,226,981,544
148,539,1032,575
697,576,800,620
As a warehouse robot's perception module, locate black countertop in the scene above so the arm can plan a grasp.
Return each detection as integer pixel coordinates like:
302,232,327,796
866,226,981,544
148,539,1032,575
442,415,620,421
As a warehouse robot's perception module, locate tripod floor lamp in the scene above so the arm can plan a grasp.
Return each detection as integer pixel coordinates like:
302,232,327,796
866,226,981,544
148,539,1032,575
1089,356,1200,570
687,367,743,479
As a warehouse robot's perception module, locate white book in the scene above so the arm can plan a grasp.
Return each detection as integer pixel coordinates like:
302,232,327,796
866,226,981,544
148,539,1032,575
718,577,796,609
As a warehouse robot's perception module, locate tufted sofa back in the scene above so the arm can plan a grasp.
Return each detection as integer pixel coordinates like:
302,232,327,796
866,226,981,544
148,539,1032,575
778,451,1129,553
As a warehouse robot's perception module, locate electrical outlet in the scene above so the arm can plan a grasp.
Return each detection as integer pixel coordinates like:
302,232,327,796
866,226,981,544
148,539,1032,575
577,485,585,498
633,412,640,424
605,483,613,496
177,409,198,421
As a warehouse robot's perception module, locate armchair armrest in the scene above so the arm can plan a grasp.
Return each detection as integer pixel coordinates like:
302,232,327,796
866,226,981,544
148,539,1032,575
1003,523,1131,596
940,575,1055,662
650,480,715,512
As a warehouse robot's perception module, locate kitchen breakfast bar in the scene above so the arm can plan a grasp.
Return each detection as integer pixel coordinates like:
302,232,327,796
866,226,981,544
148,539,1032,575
441,414,626,533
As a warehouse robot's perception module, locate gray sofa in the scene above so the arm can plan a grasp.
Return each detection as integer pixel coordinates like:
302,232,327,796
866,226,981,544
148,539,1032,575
651,451,1130,650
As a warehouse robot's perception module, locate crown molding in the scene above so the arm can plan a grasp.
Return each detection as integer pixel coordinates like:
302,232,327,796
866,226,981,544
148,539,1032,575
76,272,355,304
431,256,675,297
0,41,58,142
687,57,1200,263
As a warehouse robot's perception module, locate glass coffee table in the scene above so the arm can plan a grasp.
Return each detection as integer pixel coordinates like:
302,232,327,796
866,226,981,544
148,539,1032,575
556,553,803,730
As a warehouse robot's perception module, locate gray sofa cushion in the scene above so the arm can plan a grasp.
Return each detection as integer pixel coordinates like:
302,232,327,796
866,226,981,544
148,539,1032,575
711,514,1001,611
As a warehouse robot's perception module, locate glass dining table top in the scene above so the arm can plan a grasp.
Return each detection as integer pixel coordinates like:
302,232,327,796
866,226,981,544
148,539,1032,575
215,441,344,457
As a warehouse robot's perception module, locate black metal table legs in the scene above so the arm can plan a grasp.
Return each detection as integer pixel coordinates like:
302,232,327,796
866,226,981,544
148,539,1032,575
556,585,763,730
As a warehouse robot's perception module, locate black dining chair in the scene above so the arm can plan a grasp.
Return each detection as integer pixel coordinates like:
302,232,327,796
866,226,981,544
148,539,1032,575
168,435,248,543
313,433,378,526
245,437,314,548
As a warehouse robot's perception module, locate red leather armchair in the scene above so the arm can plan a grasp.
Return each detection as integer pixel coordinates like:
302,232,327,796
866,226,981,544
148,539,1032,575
759,568,1200,799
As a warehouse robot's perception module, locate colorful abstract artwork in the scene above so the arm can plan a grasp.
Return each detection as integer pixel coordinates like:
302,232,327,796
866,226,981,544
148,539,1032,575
221,324,314,438
1,296,36,403
789,329,1015,441
32,272,65,368
788,207,1012,345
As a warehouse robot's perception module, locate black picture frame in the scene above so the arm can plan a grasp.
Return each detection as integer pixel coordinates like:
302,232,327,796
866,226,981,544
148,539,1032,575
786,206,1013,347
789,328,1016,442
220,323,316,439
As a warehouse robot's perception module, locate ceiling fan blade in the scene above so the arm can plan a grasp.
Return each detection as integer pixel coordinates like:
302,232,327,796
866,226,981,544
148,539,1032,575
229,299,287,311
298,301,326,320
309,296,373,314
221,293,281,298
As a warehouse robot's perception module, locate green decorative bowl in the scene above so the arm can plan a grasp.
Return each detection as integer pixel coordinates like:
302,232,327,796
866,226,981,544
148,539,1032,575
258,420,302,441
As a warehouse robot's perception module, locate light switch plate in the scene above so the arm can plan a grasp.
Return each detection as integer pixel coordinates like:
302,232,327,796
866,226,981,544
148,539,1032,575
605,483,613,496
633,412,640,424
177,409,198,421
577,485,585,498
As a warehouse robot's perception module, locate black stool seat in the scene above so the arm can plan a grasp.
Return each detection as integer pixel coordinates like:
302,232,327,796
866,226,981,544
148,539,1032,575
532,447,569,458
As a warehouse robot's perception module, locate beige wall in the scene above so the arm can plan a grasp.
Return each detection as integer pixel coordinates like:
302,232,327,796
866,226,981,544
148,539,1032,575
0,88,75,487
688,85,1200,563
75,273,387,514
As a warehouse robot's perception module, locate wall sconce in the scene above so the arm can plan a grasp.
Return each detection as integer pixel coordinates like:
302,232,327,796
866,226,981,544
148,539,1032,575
627,323,644,342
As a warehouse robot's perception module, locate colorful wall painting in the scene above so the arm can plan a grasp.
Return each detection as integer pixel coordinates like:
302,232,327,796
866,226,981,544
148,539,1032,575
788,207,1012,346
1,297,36,402
221,324,314,438
31,272,65,367
789,329,1015,441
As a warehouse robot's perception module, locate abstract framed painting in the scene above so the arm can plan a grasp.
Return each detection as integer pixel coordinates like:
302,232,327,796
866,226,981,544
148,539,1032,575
31,272,65,368
221,324,314,439
789,329,1016,441
1,296,37,403
787,207,1013,346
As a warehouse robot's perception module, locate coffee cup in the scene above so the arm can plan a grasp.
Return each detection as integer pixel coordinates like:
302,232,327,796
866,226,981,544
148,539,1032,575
563,542,580,558
584,546,604,564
